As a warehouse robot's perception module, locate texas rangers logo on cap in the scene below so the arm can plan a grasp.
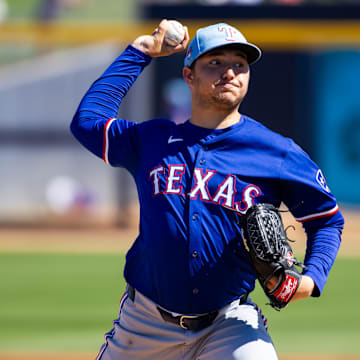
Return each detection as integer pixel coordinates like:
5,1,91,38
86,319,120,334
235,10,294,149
183,22,262,68
218,24,240,42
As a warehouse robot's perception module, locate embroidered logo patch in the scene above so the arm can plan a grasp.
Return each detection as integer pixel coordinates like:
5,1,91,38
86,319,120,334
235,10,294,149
286,251,294,267
316,169,330,193
273,274,299,303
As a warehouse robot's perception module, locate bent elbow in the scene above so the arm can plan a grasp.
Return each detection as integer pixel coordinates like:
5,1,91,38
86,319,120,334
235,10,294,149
70,110,89,144
69,110,105,160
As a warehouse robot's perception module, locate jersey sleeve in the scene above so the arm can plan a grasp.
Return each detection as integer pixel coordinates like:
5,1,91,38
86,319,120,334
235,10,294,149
280,140,344,296
70,45,153,173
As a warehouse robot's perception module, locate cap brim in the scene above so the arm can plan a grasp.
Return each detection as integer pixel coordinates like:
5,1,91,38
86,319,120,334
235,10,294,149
186,42,262,67
235,43,262,65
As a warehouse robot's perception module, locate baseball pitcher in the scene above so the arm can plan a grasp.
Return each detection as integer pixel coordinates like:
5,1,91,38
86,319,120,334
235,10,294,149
70,20,344,360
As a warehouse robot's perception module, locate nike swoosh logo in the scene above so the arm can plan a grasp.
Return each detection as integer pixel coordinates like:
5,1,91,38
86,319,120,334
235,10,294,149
168,136,184,144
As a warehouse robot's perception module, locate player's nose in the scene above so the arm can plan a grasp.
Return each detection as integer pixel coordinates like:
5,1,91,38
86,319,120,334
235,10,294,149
221,66,236,80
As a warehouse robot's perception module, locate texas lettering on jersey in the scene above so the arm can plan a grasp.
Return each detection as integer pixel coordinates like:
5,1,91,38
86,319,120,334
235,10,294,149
149,163,262,214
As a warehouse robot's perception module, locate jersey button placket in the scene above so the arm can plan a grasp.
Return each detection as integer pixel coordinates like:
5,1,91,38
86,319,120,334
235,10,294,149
188,146,205,307
199,144,208,166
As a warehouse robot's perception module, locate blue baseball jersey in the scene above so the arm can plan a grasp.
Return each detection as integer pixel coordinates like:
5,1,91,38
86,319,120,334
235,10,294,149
71,45,344,314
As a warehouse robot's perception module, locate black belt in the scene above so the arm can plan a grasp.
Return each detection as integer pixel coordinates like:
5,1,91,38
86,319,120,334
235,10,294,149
157,307,218,331
126,284,248,332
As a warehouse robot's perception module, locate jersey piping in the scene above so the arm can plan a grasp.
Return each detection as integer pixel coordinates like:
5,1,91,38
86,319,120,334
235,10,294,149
96,290,128,360
295,204,339,223
103,118,116,164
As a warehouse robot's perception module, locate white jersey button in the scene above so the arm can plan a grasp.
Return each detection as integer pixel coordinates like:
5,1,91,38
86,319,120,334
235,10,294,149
192,213,199,221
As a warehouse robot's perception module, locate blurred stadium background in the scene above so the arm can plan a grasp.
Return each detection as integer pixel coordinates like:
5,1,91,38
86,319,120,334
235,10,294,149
0,0,360,359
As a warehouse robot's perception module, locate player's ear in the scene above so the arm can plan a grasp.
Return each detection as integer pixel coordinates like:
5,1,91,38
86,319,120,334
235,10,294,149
182,66,194,87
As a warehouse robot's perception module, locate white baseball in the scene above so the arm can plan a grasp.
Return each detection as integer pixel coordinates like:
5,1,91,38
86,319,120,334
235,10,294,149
164,20,185,47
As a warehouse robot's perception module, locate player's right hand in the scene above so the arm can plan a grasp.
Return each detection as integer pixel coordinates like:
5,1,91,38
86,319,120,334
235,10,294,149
132,19,189,58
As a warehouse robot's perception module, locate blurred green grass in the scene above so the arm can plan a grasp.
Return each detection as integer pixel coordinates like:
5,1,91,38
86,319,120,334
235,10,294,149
0,253,359,355
0,253,126,353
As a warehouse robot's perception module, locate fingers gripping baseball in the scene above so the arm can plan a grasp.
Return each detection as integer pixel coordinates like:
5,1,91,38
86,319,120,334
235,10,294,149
132,19,189,58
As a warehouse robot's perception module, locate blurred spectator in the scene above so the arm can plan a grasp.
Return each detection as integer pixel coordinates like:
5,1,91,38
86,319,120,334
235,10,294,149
37,0,62,20
46,175,95,215
162,78,191,124
141,0,191,3
195,0,264,3
141,0,265,3
0,0,8,23
270,0,303,4
270,0,305,5
195,0,229,4
36,0,89,21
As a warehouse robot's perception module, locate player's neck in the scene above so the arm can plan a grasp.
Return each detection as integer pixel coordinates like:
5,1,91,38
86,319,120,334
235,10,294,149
190,107,241,129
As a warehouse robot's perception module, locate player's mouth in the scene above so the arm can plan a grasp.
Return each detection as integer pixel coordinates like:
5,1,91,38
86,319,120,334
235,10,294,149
215,81,240,90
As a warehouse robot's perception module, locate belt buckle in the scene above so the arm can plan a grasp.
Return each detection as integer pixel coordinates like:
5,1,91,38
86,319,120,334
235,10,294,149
179,315,196,330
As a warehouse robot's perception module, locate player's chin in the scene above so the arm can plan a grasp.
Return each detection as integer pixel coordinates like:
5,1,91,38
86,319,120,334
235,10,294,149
214,92,243,107
217,87,243,98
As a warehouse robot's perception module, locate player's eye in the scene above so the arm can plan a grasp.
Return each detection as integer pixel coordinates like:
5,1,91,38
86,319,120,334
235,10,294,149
232,59,247,68
209,59,220,65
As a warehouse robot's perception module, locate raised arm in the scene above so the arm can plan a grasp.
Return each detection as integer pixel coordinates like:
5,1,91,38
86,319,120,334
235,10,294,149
70,20,189,167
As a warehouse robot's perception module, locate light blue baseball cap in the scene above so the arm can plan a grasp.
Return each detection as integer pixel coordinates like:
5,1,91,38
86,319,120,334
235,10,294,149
184,23,262,68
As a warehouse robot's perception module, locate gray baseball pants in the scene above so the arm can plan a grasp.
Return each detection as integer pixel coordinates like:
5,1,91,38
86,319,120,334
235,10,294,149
96,288,278,360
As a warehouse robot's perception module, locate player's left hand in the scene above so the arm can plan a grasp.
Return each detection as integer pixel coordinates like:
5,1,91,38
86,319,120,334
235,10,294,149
266,274,315,302
132,19,190,58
